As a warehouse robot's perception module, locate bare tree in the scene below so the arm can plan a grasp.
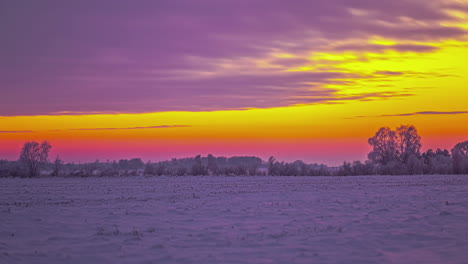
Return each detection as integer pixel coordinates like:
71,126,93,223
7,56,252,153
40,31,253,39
396,125,422,162
268,156,277,175
368,125,423,175
368,127,398,165
52,156,63,177
19,141,52,178
207,154,218,175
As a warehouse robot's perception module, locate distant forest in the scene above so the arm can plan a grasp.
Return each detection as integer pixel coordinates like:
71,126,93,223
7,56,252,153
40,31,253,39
1,125,467,177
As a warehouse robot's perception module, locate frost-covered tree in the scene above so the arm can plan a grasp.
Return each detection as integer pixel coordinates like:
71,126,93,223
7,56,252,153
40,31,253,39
0,160,24,177
337,161,353,176
268,156,277,176
144,161,155,176
52,156,63,177
128,158,144,170
396,125,422,162
207,154,218,175
422,149,452,174
191,155,206,176
406,154,423,175
19,141,52,177
452,141,468,174
368,127,398,165
368,125,423,174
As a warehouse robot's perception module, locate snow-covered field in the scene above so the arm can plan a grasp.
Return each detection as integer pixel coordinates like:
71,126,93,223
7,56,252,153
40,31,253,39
1,175,468,264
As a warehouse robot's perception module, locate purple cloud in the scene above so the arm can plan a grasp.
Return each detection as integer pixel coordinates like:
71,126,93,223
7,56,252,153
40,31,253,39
382,111,468,117
332,44,439,53
269,58,312,68
374,71,405,76
0,0,466,115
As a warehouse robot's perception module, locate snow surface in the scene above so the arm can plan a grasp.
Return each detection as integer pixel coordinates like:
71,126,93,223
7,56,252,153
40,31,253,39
1,175,468,264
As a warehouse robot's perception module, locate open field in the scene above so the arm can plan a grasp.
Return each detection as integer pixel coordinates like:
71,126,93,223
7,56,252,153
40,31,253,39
1,175,468,264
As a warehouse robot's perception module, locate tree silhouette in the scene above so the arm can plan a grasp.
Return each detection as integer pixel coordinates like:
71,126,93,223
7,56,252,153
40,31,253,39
191,155,206,176
207,154,218,175
52,156,63,177
452,141,468,174
268,156,277,175
368,127,398,165
368,125,423,175
19,141,52,178
422,149,452,174
396,125,422,163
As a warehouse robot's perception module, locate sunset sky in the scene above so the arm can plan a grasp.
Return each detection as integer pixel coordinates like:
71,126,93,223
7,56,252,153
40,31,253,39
1,0,468,165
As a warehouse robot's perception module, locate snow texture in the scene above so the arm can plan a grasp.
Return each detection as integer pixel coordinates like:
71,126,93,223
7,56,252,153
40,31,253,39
1,175,468,264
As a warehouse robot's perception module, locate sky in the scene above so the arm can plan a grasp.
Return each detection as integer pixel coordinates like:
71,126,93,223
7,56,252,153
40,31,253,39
1,0,468,165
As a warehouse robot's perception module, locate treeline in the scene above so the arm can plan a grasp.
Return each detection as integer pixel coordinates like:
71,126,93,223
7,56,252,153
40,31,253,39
0,154,334,178
0,155,267,177
0,125,467,177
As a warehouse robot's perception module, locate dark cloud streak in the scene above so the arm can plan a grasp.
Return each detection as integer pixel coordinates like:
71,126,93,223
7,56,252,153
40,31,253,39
0,130,34,133
347,111,468,119
49,125,191,132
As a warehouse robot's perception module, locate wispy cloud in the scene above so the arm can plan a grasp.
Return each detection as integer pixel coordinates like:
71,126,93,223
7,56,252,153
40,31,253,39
49,125,191,132
0,126,190,133
374,71,405,76
289,91,414,105
381,111,468,117
347,111,468,119
0,130,34,133
331,44,439,54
